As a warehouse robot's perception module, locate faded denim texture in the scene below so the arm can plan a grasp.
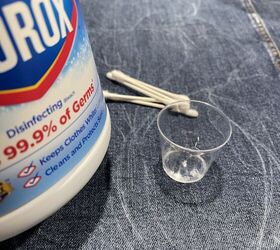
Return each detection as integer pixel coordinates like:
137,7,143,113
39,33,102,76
2,0,280,249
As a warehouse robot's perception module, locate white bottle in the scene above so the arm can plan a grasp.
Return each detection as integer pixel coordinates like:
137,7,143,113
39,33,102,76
0,0,111,240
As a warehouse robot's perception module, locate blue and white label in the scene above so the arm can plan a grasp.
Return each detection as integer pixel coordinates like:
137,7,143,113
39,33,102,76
0,1,107,216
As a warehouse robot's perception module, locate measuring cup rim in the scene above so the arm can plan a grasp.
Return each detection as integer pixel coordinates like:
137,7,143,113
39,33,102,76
157,99,232,153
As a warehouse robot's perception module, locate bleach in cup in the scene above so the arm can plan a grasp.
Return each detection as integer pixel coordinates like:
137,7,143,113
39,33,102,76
0,0,111,240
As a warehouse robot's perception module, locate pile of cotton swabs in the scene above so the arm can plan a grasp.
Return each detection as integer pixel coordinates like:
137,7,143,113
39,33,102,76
104,70,198,117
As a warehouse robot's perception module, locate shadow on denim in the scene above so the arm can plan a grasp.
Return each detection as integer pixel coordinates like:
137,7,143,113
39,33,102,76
154,159,223,206
0,156,111,250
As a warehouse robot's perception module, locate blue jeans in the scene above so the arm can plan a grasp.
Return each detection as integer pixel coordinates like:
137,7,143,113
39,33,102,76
2,0,280,249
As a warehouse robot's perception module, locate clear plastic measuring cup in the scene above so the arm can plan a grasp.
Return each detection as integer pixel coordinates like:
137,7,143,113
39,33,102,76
157,100,232,183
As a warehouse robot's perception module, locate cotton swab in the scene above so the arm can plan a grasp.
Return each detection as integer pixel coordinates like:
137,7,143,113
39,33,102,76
103,90,158,103
106,75,175,105
107,70,190,102
103,90,164,109
123,100,165,109
105,75,183,108
103,90,198,117
105,70,198,117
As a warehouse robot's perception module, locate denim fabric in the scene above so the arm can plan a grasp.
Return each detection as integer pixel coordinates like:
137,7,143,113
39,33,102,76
2,0,280,249
253,0,280,50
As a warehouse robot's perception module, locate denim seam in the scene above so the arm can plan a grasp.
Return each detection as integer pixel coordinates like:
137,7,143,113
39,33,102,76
242,0,280,71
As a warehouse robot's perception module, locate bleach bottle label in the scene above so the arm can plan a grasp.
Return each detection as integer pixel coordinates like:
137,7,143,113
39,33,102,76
0,0,107,215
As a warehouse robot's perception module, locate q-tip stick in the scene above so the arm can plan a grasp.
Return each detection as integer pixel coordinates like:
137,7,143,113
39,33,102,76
127,100,165,109
106,70,198,117
103,90,165,109
107,70,190,101
106,72,175,103
108,79,196,116
103,91,198,117
103,90,158,103
106,78,175,106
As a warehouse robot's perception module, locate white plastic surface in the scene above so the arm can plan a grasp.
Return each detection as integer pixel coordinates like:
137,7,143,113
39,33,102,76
0,109,111,241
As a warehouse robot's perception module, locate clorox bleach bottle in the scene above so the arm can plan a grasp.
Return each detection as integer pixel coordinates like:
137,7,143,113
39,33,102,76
0,0,111,240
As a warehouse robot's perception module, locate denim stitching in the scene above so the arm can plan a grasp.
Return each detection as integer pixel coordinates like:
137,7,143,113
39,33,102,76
243,0,280,70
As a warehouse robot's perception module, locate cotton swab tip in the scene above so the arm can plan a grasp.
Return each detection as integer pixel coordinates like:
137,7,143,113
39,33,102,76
185,109,199,118
174,94,190,101
106,72,115,80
